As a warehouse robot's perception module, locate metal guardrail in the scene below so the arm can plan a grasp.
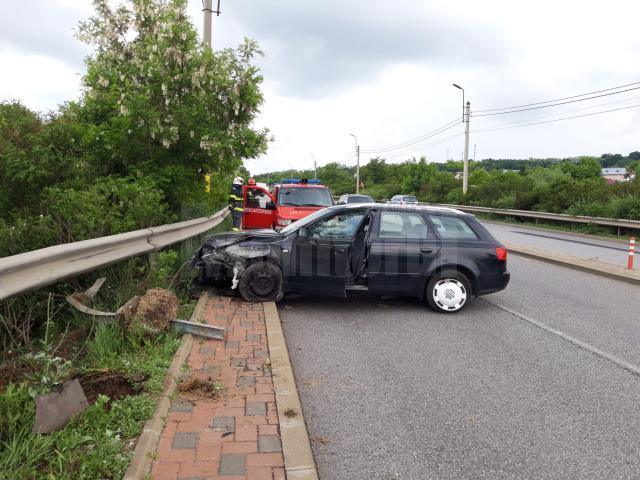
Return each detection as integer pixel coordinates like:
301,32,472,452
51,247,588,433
0,208,229,301
427,204,640,231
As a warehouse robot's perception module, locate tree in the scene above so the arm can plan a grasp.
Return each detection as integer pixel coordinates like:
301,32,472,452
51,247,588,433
76,0,269,212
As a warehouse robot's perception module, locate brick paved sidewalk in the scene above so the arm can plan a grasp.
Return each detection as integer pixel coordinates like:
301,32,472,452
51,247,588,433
151,295,285,480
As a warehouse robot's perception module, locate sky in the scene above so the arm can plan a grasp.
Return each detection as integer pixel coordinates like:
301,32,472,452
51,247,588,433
1,0,639,176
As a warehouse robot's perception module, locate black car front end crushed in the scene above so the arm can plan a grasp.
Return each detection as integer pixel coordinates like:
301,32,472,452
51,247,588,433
191,235,273,290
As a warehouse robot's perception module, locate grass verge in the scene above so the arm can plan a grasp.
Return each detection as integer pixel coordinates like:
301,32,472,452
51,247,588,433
0,214,230,479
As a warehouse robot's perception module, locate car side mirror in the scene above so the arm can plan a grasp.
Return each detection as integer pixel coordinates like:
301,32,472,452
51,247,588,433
298,227,308,237
266,201,275,210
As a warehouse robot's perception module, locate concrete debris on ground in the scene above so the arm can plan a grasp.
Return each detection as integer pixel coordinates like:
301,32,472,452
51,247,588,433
33,379,89,434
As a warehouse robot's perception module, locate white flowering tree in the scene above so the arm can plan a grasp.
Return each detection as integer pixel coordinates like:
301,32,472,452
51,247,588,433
76,0,269,212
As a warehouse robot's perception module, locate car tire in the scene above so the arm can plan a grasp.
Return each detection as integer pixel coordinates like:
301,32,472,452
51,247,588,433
426,269,472,313
238,261,283,303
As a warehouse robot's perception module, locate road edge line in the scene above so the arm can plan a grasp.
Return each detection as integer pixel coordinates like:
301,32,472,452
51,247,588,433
505,241,640,285
263,301,319,480
123,292,208,480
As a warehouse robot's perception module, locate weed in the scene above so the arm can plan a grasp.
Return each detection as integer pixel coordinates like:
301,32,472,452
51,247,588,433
283,407,298,418
22,295,72,393
84,323,127,368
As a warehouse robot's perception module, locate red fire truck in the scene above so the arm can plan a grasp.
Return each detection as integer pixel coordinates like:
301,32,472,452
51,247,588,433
241,178,334,230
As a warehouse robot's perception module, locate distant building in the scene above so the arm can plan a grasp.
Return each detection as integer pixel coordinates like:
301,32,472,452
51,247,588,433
601,167,635,183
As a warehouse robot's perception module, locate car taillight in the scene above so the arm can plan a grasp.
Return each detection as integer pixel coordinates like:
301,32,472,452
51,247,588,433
495,246,507,261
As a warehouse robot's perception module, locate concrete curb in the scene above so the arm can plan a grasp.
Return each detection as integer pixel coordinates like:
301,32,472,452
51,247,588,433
506,241,640,285
263,302,319,480
123,292,209,480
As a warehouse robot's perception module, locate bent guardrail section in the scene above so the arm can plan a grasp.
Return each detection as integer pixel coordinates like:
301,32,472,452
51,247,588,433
427,204,640,231
0,208,229,301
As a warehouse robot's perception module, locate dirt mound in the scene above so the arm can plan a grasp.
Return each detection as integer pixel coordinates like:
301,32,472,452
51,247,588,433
177,373,223,400
124,288,178,333
78,370,146,405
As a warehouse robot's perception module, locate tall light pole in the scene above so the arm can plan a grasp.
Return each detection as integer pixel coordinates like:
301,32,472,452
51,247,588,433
310,153,317,179
202,0,221,47
349,133,360,193
453,84,470,194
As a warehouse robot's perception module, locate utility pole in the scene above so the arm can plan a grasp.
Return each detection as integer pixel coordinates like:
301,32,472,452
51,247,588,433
202,0,221,47
349,134,360,193
473,144,477,161
463,100,471,194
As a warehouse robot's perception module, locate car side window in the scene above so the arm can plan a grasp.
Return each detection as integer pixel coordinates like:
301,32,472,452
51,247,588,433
378,211,431,239
308,211,365,239
429,215,479,240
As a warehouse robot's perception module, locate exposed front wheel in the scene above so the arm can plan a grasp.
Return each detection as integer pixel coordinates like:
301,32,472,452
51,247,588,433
426,270,471,313
238,261,283,302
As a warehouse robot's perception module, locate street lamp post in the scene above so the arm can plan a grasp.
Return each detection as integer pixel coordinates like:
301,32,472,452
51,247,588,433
310,153,317,179
349,134,360,193
453,84,470,194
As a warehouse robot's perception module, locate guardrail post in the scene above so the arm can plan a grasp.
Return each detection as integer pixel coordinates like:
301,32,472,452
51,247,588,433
628,237,636,270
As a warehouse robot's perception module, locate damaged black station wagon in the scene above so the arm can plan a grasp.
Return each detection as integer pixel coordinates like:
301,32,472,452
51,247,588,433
191,204,510,313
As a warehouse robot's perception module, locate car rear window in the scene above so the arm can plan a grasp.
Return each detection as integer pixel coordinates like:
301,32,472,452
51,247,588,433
348,195,373,203
378,211,431,239
429,215,478,240
403,196,417,202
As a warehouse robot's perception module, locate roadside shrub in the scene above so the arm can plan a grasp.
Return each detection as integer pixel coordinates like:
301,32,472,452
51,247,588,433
43,176,170,244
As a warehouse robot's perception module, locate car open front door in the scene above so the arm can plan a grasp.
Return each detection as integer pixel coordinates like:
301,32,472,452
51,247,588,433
289,209,366,296
242,185,276,229
367,210,440,296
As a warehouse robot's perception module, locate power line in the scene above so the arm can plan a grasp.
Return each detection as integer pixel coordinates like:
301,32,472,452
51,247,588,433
335,151,355,164
375,131,465,162
474,80,640,114
472,86,640,117
360,117,460,154
473,94,640,128
472,103,640,134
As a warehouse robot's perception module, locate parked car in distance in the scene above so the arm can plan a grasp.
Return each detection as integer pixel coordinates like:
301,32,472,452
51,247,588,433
191,204,510,313
337,194,375,204
388,194,418,205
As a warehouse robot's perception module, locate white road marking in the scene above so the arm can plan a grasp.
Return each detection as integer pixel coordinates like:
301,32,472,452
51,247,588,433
482,298,640,378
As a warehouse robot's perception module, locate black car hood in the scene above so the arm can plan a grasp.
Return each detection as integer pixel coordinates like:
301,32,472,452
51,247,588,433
191,229,284,267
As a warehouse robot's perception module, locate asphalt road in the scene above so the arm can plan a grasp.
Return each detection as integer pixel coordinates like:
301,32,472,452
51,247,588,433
279,257,640,480
484,221,632,268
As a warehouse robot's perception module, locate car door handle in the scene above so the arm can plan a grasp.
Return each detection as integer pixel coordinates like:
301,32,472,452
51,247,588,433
336,248,346,254
420,248,434,254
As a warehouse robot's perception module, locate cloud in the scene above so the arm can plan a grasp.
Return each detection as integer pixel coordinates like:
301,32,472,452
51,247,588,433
0,0,92,70
0,48,82,112
224,0,509,98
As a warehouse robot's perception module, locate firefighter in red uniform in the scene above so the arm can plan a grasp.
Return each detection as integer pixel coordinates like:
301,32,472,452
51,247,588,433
228,176,244,231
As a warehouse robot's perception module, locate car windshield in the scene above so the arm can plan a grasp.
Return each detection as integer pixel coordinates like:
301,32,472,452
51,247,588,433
277,187,333,207
279,207,334,235
348,195,373,203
